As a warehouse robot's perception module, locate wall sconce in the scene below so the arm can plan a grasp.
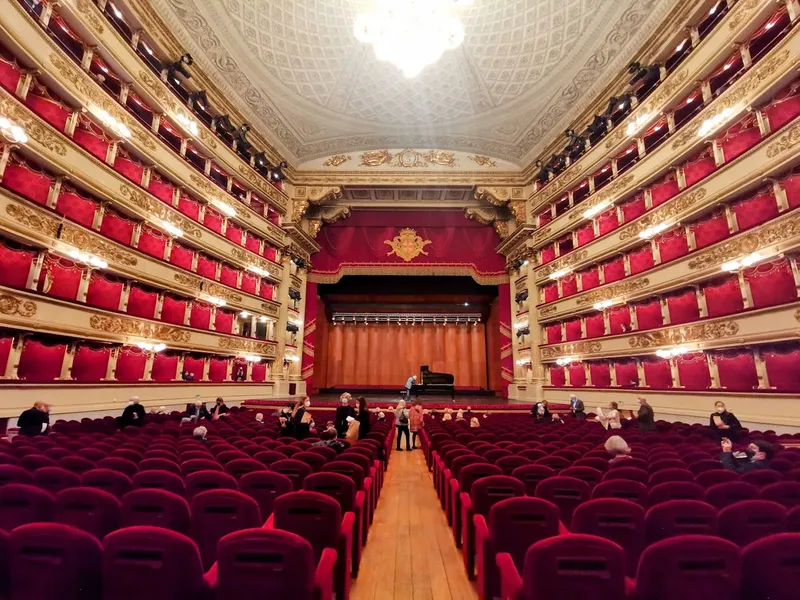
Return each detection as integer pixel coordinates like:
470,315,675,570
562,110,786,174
556,356,574,366
136,341,166,352
638,221,670,240
698,106,736,138
210,198,237,218
549,268,572,280
583,200,612,220
158,220,183,237
203,295,226,307
655,347,690,358
174,112,199,137
625,111,654,137
247,265,270,278
63,247,108,269
0,116,28,143
89,105,131,138
721,251,769,272
244,355,261,363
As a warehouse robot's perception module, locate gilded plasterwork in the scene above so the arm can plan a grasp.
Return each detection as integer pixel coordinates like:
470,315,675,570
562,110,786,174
541,341,603,359
384,228,433,262
89,315,192,343
468,155,498,168
218,337,276,356
0,294,37,318
323,155,351,167
359,149,457,168
5,205,60,237
628,322,740,349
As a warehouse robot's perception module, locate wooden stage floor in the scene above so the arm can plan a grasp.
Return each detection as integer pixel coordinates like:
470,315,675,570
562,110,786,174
350,441,479,600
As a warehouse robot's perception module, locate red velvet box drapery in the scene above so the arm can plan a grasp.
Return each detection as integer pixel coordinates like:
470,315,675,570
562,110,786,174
731,189,779,231
565,319,582,341
72,117,112,162
219,266,239,288
24,84,71,132
113,148,146,185
115,346,146,382
608,306,631,335
209,358,229,382
715,351,759,390
259,282,275,301
691,211,730,249
629,245,655,275
603,258,626,283
783,172,800,209
0,241,35,289
745,258,797,308
718,115,762,163
177,194,201,221
160,295,188,325
42,256,83,301
251,362,267,383
676,353,712,390
99,209,136,246
765,79,800,131
263,245,278,262
656,229,689,263
18,339,66,382
151,353,179,382
596,208,619,236
85,272,123,312
2,156,53,206
580,269,600,291
168,244,194,271
189,301,212,330
561,274,578,297
585,313,605,338
537,210,553,226
203,208,224,234
0,51,22,94
137,225,168,260
55,184,98,229
576,224,595,247
643,357,672,388
183,356,205,381
666,290,700,325
703,277,744,318
127,286,158,319
568,363,586,387
0,335,13,376
546,324,562,344
650,174,680,208
71,346,110,382
614,361,639,387
634,300,663,330
148,172,175,205
240,273,258,295
542,284,558,304
541,245,556,264
682,149,717,188
196,255,217,280
549,366,566,387
225,223,243,246
590,363,611,387
762,345,800,391
214,310,234,334
245,233,261,254
620,194,646,223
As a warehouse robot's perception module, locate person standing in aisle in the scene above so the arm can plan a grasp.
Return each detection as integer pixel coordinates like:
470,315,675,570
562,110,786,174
395,399,411,451
637,396,656,431
408,399,424,450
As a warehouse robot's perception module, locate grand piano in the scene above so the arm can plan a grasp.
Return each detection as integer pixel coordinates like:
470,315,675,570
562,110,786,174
410,366,455,399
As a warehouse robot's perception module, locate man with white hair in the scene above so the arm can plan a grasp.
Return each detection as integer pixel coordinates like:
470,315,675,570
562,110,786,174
193,425,208,442
404,374,417,400
120,396,146,428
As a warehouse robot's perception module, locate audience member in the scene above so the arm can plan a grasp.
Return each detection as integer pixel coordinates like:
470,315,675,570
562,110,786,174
377,411,386,422
455,409,465,421
637,396,655,431
404,374,417,400
344,416,360,445
532,400,551,423
442,408,453,421
569,394,586,420
710,401,742,441
596,402,622,430
120,396,146,428
184,399,210,422
181,370,195,381
470,417,480,428
210,397,230,421
324,421,337,436
409,399,424,449
356,396,371,440
395,400,411,451
605,435,631,463
720,438,775,473
254,413,265,426
192,425,208,442
17,401,50,437
335,393,356,436
234,366,245,381
291,396,313,439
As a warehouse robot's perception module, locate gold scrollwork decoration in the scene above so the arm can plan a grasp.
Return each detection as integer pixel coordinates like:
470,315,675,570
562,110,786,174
323,155,351,167
74,0,105,33
0,294,37,318
173,273,203,291
206,284,243,303
5,204,60,237
468,155,497,168
569,174,636,222
261,302,280,316
0,91,68,157
509,201,527,223
628,321,740,349
575,278,651,307
89,314,191,343
217,337,275,356
539,305,558,318
60,225,138,267
384,228,432,262
532,227,552,245
541,341,602,359
765,122,800,158
538,250,589,279
475,187,511,206
619,188,708,241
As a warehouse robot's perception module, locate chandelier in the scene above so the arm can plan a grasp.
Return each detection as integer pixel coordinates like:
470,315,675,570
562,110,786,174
354,0,472,78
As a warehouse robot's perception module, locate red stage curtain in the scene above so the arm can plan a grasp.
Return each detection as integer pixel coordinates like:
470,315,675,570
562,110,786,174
24,84,71,131
603,258,626,283
18,339,66,382
214,310,234,334
168,244,194,271
614,361,639,387
718,114,762,162
113,149,145,185
676,352,712,390
0,52,22,93
0,335,13,376
42,256,83,301
715,351,759,391
203,208,224,234
252,362,267,382
196,255,217,280
762,345,800,391
591,363,611,388
576,224,595,246
148,172,175,205
160,295,188,325
240,273,258,295
765,79,800,131
597,207,619,236
0,241,35,289
99,209,136,246
561,274,578,297
580,268,600,291
263,245,278,262
586,313,605,338
608,306,631,335
177,194,201,221
541,245,556,264
184,356,205,381
151,353,179,382
783,172,800,209
71,346,110,382
73,118,111,162
650,174,680,207
568,363,586,387
682,149,717,187
691,211,730,249
127,286,158,319
259,282,275,301
635,300,663,330
225,223,243,246
656,229,689,263
542,284,558,304
643,357,672,388
667,290,700,325
703,277,744,317
731,189,778,231
137,225,168,260
189,301,212,330
546,324,562,344
115,346,146,382
565,319,582,341
85,272,123,311
219,265,239,288
549,366,565,387
2,156,53,206
55,184,98,228
745,258,797,308
629,245,655,274
245,233,261,254
621,194,646,223
324,323,487,388
209,358,228,382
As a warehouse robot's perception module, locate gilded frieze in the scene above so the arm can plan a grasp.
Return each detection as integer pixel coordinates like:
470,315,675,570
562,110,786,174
468,155,497,168
323,155,351,167
618,188,708,241
538,250,589,279
0,294,37,318
5,204,60,237
60,225,139,267
568,174,636,222
74,0,106,34
539,305,559,318
541,341,603,359
726,0,763,32
765,121,800,158
217,337,275,356
628,321,740,349
88,314,192,343
574,278,651,307
261,302,280,317
0,91,67,157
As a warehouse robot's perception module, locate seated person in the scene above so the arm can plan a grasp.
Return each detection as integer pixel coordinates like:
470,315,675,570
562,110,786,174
470,417,480,428
193,425,208,443
184,400,210,421
17,402,50,437
532,400,551,423
120,396,146,428
455,409,465,421
720,438,775,473
324,421,337,436
605,435,631,464
710,401,742,441
344,416,360,445
210,397,230,420
254,413,265,426
181,370,195,381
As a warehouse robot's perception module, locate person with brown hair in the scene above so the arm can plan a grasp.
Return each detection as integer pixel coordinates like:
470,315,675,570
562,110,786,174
356,396,371,440
409,399,424,450
596,402,622,430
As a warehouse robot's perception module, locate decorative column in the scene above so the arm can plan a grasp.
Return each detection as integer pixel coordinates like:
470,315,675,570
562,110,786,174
707,353,721,388
246,361,254,382
696,286,709,318
154,293,165,320
143,351,155,381
636,359,647,388
609,365,618,387
103,347,119,381
753,348,773,390
175,354,186,381
659,297,671,326
46,177,64,209
273,255,293,392
669,357,682,388
225,359,233,382
119,282,131,312
2,335,23,379
77,269,91,303
201,357,211,382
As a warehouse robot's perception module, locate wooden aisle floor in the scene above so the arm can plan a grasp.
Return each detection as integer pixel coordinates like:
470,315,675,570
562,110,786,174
350,442,479,600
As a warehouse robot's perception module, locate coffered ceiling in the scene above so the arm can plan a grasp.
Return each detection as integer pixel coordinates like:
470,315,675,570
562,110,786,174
150,0,676,166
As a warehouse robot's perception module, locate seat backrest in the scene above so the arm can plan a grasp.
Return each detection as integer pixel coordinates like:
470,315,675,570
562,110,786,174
488,497,561,569
272,491,342,562
131,470,186,497
239,471,294,520
32,466,80,495
55,487,121,540
336,452,371,474
636,535,741,600
609,457,648,472
57,456,96,474
96,458,138,478
224,458,266,480
602,467,649,484
695,469,740,487
320,461,365,489
703,481,760,510
303,472,357,513
190,489,262,570
121,488,191,534
687,459,723,475
0,484,55,531
269,459,313,491
645,500,718,543
572,498,645,576
741,533,800,600
80,469,132,498
102,526,207,600
494,456,532,476
648,482,705,506
20,454,58,471
458,463,503,496
138,458,181,476
483,449,513,463
742,469,784,488
573,457,610,472
534,476,591,528
649,468,695,486
470,475,524,517
718,500,787,547
185,470,238,499
253,451,287,466
534,456,570,471
181,459,223,476
649,458,688,473
215,528,317,600
307,446,337,462
561,466,604,487
760,482,800,509
522,534,626,600
292,452,328,473
10,522,102,600
510,464,555,496
591,479,649,507
0,464,33,486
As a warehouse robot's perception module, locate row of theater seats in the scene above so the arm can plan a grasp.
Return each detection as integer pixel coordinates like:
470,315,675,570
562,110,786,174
422,415,800,600
0,408,394,599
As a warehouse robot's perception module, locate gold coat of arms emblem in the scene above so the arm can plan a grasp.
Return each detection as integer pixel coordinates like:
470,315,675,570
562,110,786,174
384,228,432,262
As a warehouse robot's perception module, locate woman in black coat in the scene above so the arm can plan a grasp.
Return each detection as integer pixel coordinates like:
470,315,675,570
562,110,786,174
710,400,742,441
356,396,371,440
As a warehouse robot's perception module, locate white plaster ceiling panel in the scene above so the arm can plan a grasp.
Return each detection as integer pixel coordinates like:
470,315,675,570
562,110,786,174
151,0,677,165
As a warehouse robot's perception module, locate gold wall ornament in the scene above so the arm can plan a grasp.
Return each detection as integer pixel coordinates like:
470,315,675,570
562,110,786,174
540,341,603,359
230,248,272,272
618,188,708,241
307,186,343,205
493,220,511,239
765,121,800,158
0,92,68,157
261,302,280,316
88,314,191,343
60,225,139,267
475,187,511,206
727,0,762,31
628,321,740,349
539,304,558,317
569,174,636,222
468,155,497,168
539,250,589,279
575,278,651,307
205,284,243,304
118,184,202,239
138,70,177,111
323,155,351,167
291,199,310,223
795,309,800,324
464,206,498,226
5,204,61,237
235,165,289,212
358,149,457,168
217,337,275,356
509,201,527,223
384,228,433,262
0,294,37,318
360,150,393,167
74,0,105,34
173,273,203,291
532,227,553,245
307,219,323,238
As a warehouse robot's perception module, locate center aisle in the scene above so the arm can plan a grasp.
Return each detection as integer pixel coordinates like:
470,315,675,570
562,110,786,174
350,443,479,600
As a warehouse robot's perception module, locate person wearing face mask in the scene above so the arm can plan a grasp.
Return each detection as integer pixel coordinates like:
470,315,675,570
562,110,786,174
596,402,622,430
710,401,742,441
569,395,586,420
120,396,146,428
184,399,210,421
531,400,551,423
636,396,655,431
211,397,230,421
292,396,313,439
720,438,775,473
335,393,356,437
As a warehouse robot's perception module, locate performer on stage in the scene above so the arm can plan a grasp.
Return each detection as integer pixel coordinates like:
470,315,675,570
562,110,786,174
404,374,417,400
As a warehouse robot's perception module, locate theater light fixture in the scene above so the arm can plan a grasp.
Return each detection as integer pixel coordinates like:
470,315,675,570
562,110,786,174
285,354,300,363
174,112,199,137
244,355,261,363
0,116,28,143
548,268,572,281
698,107,736,138
65,248,108,269
625,111,654,137
203,295,226,307
583,200,613,220
638,221,670,240
516,358,532,366
556,357,574,366
159,220,183,238
514,321,529,330
90,106,131,138
593,299,616,310
721,251,768,272
656,347,689,359
136,342,166,352
258,316,269,323
246,265,270,278
210,198,237,219
239,311,250,318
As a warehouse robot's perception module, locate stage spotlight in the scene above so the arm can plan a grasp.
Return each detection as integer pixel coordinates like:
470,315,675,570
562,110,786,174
254,151,272,169
271,161,288,182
